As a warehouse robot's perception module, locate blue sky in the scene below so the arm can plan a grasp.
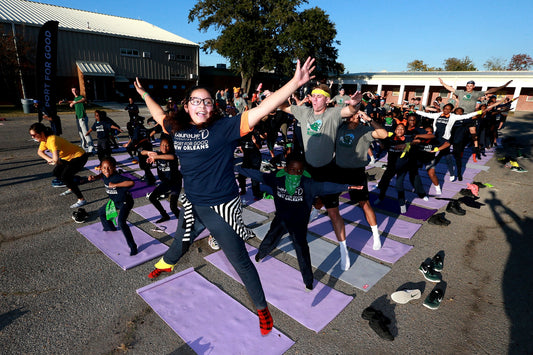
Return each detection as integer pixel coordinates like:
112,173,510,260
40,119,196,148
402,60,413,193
37,0,533,73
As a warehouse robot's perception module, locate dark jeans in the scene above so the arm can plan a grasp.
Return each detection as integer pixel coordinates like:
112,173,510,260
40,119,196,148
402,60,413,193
163,202,267,309
149,181,180,218
98,194,136,251
53,153,88,199
257,215,313,287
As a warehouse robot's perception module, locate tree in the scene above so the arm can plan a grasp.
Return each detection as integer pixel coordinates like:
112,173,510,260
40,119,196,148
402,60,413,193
406,60,441,71
508,54,533,71
484,57,507,71
443,56,477,71
188,0,342,92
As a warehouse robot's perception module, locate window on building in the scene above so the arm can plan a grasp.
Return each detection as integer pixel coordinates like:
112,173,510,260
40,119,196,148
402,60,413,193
120,48,140,57
415,89,424,97
526,96,533,102
439,90,449,97
392,91,399,96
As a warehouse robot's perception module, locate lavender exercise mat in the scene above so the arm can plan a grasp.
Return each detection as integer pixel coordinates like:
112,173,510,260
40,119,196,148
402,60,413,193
331,200,421,239
77,222,168,270
137,268,294,354
133,201,266,240
240,189,276,214
366,192,436,220
205,244,353,332
308,219,412,264
122,173,156,199
368,182,450,210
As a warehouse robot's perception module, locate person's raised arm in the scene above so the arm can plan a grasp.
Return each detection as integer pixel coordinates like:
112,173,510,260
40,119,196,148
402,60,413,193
134,78,166,127
247,57,315,128
439,78,455,93
485,80,513,95
340,91,362,117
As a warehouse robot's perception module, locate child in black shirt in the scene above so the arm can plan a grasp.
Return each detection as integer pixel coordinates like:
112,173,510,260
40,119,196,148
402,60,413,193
89,157,138,256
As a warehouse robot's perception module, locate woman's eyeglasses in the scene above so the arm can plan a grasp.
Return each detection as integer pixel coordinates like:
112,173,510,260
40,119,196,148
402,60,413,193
189,97,215,106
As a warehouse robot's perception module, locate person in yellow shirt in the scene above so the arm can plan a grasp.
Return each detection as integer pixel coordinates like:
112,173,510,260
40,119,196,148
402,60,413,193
29,122,89,208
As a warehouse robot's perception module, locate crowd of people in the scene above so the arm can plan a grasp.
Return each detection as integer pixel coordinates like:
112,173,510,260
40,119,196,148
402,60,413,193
29,60,518,335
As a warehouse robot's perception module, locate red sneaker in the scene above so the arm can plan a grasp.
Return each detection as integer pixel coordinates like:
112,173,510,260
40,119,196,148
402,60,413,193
257,306,273,335
148,268,172,279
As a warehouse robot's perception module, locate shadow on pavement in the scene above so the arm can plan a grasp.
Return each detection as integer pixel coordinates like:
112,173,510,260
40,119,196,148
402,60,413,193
485,190,533,354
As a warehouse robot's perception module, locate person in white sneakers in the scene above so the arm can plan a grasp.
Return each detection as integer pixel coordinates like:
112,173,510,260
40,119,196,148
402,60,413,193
335,111,388,250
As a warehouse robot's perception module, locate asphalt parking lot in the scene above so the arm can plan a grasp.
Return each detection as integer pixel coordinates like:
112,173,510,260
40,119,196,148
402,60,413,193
1,106,532,354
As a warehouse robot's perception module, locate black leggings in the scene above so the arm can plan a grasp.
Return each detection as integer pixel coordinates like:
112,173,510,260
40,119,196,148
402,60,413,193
53,154,88,199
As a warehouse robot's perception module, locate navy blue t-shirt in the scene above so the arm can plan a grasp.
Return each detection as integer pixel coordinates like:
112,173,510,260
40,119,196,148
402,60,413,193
155,151,181,184
171,115,244,205
103,173,132,206
91,120,112,140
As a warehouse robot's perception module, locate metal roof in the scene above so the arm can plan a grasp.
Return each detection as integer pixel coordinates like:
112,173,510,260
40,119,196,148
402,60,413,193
76,61,115,76
0,0,198,46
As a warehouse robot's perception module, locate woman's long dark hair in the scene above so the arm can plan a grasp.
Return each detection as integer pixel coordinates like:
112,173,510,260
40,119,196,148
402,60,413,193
29,122,53,137
166,86,223,133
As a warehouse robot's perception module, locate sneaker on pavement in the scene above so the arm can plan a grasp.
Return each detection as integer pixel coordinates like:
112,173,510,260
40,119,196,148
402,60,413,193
391,289,422,304
446,201,466,216
400,204,407,214
510,166,528,173
52,181,66,188
59,189,72,196
70,200,87,209
148,268,172,279
419,262,440,283
430,253,444,272
208,235,220,250
449,175,456,182
423,289,444,310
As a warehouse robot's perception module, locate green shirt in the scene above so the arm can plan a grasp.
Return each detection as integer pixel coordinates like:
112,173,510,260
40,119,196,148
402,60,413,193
73,95,86,118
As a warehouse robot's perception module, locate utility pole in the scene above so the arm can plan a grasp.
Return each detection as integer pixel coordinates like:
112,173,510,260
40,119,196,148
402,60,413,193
12,22,27,99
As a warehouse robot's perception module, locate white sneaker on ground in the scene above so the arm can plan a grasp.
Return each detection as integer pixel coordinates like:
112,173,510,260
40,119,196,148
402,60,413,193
449,176,456,182
434,185,442,195
423,196,429,201
208,235,220,250
70,200,87,209
60,189,72,196
391,289,422,304
400,205,407,214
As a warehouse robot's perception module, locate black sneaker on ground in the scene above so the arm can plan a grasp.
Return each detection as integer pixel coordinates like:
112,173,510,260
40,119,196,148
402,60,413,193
419,262,440,282
361,307,394,341
459,188,475,198
423,289,444,310
437,213,451,226
428,214,446,226
446,201,466,216
430,254,443,272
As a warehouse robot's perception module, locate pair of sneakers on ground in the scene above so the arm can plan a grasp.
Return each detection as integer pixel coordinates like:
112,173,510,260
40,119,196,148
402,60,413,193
391,253,444,310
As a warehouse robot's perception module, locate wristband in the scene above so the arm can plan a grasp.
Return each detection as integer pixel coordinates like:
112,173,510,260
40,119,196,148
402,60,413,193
142,92,149,100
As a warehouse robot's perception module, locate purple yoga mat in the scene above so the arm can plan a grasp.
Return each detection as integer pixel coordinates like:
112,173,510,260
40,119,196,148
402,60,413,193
122,173,157,199
323,201,421,239
84,159,101,174
77,222,168,270
308,219,412,264
240,189,276,214
205,244,353,332
366,191,437,220
133,201,210,240
368,181,450,210
137,268,294,354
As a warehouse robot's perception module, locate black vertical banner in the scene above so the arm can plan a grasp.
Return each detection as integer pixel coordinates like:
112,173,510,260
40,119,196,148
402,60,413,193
36,21,59,123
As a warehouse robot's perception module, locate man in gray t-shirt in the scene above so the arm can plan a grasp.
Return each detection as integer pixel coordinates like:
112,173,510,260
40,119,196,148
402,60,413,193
330,87,351,107
282,84,362,271
438,78,512,113
336,111,388,251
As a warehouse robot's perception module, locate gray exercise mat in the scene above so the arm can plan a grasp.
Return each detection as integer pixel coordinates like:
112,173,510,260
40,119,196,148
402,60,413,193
253,223,391,292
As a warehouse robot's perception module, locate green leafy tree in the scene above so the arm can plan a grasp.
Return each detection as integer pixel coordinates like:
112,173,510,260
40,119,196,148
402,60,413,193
507,53,533,71
484,57,507,71
443,56,477,71
188,0,342,92
406,60,441,71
